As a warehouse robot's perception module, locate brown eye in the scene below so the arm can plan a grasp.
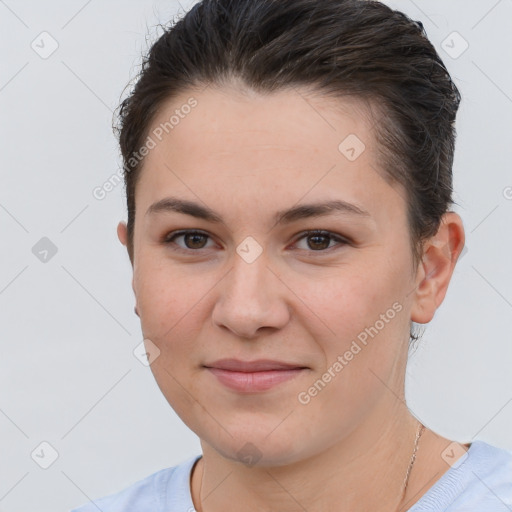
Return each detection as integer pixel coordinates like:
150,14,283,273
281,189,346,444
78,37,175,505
307,233,331,250
164,230,213,251
182,232,208,249
294,230,349,252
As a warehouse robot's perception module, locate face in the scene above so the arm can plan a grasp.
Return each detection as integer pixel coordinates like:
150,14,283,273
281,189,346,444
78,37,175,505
119,85,429,466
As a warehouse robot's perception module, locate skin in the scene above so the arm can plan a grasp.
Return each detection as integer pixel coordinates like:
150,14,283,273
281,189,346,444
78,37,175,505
117,84,466,512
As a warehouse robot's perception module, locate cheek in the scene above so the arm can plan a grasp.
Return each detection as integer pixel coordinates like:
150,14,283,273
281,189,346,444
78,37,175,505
134,254,203,332
133,257,220,381
134,260,209,415
297,269,383,336
302,263,409,362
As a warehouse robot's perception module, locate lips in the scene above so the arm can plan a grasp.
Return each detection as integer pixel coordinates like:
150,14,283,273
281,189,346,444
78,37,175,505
204,359,308,392
204,358,308,372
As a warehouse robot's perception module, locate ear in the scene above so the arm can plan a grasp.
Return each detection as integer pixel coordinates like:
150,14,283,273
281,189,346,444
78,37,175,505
117,220,128,247
117,221,138,313
410,212,465,324
117,220,135,265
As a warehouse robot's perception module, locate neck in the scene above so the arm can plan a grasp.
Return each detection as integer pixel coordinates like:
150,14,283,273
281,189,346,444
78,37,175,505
191,397,423,512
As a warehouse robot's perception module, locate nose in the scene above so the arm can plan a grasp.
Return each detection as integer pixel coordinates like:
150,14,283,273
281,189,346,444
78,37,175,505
211,249,290,339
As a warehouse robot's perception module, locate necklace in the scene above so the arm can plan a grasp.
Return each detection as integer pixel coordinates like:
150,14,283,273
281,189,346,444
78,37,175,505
192,422,427,512
396,421,426,511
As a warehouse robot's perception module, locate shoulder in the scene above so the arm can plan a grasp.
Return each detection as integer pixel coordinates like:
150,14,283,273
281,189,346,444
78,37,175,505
410,440,512,512
458,440,512,503
69,454,201,512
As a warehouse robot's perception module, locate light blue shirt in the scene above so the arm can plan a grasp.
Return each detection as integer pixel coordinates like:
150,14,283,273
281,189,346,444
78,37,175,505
70,440,512,511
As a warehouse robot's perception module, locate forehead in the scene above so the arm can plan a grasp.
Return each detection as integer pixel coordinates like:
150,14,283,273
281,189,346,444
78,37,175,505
146,84,375,159
135,85,403,225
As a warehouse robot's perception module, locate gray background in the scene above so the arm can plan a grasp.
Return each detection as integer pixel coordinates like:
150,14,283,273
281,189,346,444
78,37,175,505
1,1,511,511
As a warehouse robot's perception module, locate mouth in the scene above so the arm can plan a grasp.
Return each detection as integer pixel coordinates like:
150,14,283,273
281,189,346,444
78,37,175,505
203,358,309,392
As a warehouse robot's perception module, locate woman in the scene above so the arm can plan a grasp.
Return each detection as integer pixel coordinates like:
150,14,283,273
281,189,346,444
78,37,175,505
72,0,512,511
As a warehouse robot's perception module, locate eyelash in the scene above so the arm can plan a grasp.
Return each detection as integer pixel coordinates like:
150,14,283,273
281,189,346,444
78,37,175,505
163,229,350,255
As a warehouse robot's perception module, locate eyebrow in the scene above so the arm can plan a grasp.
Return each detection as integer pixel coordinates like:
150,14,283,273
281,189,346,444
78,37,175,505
145,196,371,225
